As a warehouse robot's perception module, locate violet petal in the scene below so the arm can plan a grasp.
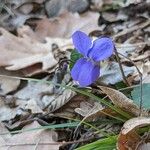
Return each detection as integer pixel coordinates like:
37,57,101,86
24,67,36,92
71,58,100,87
72,31,92,56
88,37,114,61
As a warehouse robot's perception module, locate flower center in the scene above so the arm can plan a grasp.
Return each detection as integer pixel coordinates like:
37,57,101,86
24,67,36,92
85,57,100,66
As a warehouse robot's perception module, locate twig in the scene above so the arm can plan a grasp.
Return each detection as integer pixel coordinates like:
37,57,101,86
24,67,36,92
119,84,141,91
116,42,149,48
117,52,143,116
114,46,130,86
113,20,150,39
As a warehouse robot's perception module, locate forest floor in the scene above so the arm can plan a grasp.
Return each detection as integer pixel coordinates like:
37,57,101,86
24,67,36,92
0,0,149,150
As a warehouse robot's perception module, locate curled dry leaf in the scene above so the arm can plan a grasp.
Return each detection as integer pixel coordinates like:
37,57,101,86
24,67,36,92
0,121,61,150
122,117,150,135
117,117,150,150
99,86,148,116
0,27,71,75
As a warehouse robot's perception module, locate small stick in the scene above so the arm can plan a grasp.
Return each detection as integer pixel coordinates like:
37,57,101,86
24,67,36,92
113,20,150,39
118,52,143,116
114,47,130,86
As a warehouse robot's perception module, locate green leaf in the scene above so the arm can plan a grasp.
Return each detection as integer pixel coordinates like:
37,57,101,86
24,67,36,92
131,83,150,110
115,81,127,89
75,135,117,150
69,49,82,69
115,81,132,98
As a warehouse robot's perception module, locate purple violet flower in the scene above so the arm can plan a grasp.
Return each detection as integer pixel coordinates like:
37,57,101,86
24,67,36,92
71,31,114,87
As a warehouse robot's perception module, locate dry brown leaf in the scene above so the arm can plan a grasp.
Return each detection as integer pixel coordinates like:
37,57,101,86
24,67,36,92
131,51,150,61
0,76,20,95
0,94,45,121
117,130,141,150
0,96,26,121
15,80,76,112
24,98,43,114
102,12,121,22
99,86,148,116
11,13,39,29
17,3,34,15
47,88,76,113
5,0,45,7
15,80,54,108
0,27,71,74
0,68,23,95
0,121,61,150
30,11,99,41
0,0,44,30
75,101,103,117
54,94,108,121
117,117,150,150
54,95,89,118
113,20,150,39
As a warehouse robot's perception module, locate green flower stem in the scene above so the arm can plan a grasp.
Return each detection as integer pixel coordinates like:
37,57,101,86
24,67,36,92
0,122,79,135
